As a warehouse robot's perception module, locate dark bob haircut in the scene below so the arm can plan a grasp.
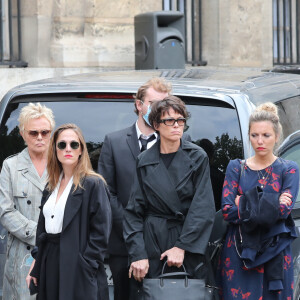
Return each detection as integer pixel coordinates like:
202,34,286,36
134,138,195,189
148,95,190,129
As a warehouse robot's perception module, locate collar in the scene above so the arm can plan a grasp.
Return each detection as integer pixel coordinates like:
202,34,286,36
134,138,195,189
135,121,158,140
138,138,197,167
17,148,34,171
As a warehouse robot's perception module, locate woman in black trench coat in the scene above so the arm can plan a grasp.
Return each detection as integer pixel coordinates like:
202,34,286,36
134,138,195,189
27,123,112,300
123,96,215,283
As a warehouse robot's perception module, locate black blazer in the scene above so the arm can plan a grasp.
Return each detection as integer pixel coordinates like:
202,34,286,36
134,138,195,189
32,176,112,300
98,124,140,256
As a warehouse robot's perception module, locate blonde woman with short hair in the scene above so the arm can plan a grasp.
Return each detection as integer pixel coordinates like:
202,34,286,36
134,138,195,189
0,102,55,300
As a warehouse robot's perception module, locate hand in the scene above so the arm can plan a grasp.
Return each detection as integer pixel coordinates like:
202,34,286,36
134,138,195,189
235,195,241,206
160,247,185,268
26,259,37,288
129,259,149,282
279,192,292,206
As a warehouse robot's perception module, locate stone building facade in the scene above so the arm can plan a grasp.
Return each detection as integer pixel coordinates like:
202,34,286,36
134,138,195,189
19,0,273,68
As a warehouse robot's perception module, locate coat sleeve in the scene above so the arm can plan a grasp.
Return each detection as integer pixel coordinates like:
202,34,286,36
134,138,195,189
278,160,299,219
221,159,242,224
0,159,37,246
123,166,148,263
83,178,112,267
174,154,215,254
98,134,124,239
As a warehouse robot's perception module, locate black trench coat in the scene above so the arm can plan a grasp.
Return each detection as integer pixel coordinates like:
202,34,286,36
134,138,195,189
32,176,112,300
123,139,215,277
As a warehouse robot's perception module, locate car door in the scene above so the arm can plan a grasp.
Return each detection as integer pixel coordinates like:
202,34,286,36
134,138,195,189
277,132,300,300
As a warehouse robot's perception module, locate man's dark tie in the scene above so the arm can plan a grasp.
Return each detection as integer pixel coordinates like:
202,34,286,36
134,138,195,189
140,135,155,152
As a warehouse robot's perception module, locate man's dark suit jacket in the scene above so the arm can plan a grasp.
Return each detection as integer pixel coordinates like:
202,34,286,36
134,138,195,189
98,124,140,256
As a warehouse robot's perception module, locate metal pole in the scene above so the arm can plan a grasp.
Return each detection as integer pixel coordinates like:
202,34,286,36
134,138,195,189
277,0,280,64
289,0,292,63
191,0,195,65
198,0,202,64
0,0,3,61
283,0,287,64
8,0,12,62
297,0,300,63
184,1,187,62
17,0,22,60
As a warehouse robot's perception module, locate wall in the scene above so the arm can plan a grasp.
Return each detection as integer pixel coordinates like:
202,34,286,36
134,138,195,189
20,0,162,67
202,0,273,68
19,0,273,68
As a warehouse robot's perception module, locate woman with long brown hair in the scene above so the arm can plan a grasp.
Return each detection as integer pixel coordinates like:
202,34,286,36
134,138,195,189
27,123,111,300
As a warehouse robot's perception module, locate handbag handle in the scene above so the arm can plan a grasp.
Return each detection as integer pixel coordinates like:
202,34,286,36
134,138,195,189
158,261,191,287
160,261,188,275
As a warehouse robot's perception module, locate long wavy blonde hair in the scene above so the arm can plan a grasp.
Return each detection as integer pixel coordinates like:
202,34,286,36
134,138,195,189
47,123,105,192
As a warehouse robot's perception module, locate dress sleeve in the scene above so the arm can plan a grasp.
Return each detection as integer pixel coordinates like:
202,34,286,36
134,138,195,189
222,159,242,224
278,160,299,219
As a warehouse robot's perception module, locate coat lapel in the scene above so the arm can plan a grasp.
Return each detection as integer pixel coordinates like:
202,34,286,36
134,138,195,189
167,145,195,188
18,148,46,192
138,140,197,212
138,142,181,212
126,124,140,159
62,184,83,231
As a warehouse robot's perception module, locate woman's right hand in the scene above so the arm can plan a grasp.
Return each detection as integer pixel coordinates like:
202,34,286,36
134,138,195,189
128,259,149,282
26,259,37,288
235,195,241,206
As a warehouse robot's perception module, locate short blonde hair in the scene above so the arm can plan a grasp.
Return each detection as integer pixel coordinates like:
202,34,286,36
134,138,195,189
18,103,55,132
134,77,172,115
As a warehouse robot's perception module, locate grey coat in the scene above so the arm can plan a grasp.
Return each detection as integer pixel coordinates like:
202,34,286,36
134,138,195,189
0,148,47,300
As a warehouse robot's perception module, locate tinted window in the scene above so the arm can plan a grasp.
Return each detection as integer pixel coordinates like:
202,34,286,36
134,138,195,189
277,96,300,139
279,143,300,204
0,97,243,210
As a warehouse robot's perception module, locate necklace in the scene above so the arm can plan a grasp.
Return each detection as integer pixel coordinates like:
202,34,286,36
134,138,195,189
257,166,272,189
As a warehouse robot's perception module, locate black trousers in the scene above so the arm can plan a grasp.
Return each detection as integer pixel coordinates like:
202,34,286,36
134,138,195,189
109,255,142,300
37,233,60,300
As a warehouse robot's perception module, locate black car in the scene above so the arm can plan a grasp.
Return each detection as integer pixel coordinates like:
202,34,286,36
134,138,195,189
0,68,300,299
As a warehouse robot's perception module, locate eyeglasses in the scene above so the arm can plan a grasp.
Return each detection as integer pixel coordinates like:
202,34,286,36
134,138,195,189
57,141,80,150
158,118,186,126
25,129,51,138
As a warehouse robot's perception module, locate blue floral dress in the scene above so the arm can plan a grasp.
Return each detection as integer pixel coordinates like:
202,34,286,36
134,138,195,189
217,158,299,300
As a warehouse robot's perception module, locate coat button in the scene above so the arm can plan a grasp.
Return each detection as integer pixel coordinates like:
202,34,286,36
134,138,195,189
26,231,30,236
27,200,31,205
27,246,31,250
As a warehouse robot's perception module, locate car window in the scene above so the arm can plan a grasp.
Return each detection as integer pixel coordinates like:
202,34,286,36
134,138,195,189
279,144,300,204
277,96,300,140
0,97,243,211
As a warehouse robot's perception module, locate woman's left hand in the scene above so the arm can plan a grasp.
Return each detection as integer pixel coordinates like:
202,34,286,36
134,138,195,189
279,192,292,206
160,247,185,268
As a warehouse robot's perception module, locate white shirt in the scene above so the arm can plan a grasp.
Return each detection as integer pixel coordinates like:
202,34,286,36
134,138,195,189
135,121,158,150
43,174,74,234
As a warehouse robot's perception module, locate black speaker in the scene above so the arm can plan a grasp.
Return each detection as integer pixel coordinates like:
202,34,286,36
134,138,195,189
134,11,185,70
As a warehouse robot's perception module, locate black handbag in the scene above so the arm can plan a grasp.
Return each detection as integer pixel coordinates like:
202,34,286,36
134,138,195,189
142,262,213,300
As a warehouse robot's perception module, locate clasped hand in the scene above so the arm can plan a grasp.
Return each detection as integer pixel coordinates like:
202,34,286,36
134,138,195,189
129,247,185,282
235,192,292,207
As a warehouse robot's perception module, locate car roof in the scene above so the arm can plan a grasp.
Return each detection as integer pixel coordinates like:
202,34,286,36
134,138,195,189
3,68,300,105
